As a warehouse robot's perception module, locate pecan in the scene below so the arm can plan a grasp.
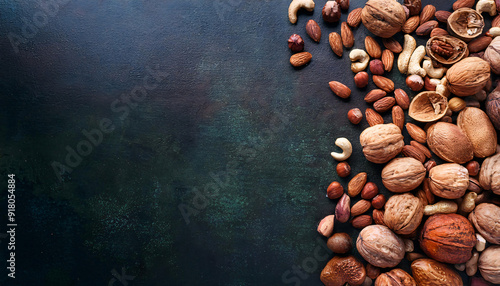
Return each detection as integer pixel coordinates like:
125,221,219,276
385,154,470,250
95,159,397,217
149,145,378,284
430,40,454,58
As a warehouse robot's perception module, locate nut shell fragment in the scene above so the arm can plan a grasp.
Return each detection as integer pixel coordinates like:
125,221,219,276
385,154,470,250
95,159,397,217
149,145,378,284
408,91,448,122
426,36,468,65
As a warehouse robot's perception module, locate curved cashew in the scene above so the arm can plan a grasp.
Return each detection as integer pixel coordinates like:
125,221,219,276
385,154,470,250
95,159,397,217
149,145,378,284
331,137,352,161
397,34,416,74
477,0,497,16
424,200,458,216
349,49,370,73
408,46,427,78
436,76,450,98
465,251,479,276
476,233,486,252
487,27,500,37
288,0,315,24
423,60,447,79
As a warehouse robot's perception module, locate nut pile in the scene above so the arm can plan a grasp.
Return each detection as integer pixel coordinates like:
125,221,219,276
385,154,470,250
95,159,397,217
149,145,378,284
288,0,500,284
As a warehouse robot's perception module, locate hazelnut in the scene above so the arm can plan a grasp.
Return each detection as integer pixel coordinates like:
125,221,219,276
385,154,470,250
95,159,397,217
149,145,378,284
371,194,386,209
347,108,363,124
406,74,424,91
323,1,341,23
336,162,351,177
424,76,437,91
327,181,344,199
354,72,369,88
336,0,349,10
287,34,304,53
327,232,353,253
361,182,378,200
369,59,384,75
466,160,480,176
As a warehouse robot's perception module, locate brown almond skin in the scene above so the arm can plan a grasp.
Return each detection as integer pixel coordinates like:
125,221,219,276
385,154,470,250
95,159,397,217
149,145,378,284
427,122,474,164
374,97,396,113
394,89,410,109
347,7,362,27
468,36,493,53
453,0,475,10
365,89,387,103
381,49,394,72
290,52,312,67
341,22,354,48
382,37,402,53
306,20,321,42
365,108,384,126
365,36,382,58
329,81,351,98
348,172,368,197
392,105,404,130
430,27,448,37
410,141,431,158
419,5,436,25
402,145,425,163
435,10,452,22
411,259,463,286
329,32,343,57
373,75,394,92
351,199,371,216
416,20,438,36
406,123,427,144
402,16,419,34
352,215,372,229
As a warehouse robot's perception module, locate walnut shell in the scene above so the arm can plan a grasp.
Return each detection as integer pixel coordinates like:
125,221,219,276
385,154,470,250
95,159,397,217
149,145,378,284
457,107,497,158
361,0,406,38
446,57,491,97
484,37,500,75
384,193,424,235
420,214,476,264
447,8,484,42
357,225,405,268
374,268,416,286
360,124,404,164
426,122,474,164
486,85,500,130
426,36,468,66
320,255,367,286
479,152,500,195
478,246,500,284
469,203,500,244
411,258,463,286
408,91,448,122
381,157,426,193
428,163,469,199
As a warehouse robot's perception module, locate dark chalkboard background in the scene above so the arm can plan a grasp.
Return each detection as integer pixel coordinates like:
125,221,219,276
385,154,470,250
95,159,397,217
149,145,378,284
0,0,484,285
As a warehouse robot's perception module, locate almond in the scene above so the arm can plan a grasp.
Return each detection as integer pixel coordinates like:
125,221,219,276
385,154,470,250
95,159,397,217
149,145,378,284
364,89,387,103
435,10,452,23
366,108,384,126
493,15,500,27
410,141,432,158
381,49,394,72
348,172,368,197
394,89,410,109
406,123,427,144
419,5,436,25
416,20,438,36
453,0,475,10
430,27,448,37
372,75,394,93
351,200,371,217
329,32,343,57
365,36,382,59
306,19,321,42
372,209,386,226
392,105,405,131
290,52,312,67
374,97,396,113
351,215,372,229
402,145,426,163
341,22,354,48
468,36,493,53
382,37,402,54
402,16,420,34
347,7,362,27
317,215,335,237
329,81,351,98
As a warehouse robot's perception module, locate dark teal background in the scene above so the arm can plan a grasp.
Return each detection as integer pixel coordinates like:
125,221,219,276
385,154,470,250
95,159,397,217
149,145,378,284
0,0,475,285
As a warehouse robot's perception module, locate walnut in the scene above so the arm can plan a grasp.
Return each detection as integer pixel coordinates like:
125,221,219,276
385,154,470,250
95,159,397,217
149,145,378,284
361,0,406,38
428,163,469,199
360,124,404,164
484,37,500,74
447,8,485,42
384,193,424,235
425,36,468,65
479,152,500,195
356,225,405,268
469,203,500,244
381,157,426,193
479,246,500,284
446,56,490,97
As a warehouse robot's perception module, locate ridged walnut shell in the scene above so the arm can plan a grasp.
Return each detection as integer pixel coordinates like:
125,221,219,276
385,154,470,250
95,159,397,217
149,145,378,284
479,152,500,195
381,157,426,193
428,163,469,199
384,193,424,235
486,85,500,130
374,268,416,286
485,37,500,75
478,246,500,284
361,0,406,38
360,124,404,164
420,214,476,264
457,107,497,158
320,255,367,286
357,225,405,268
408,91,448,122
447,8,484,42
426,122,474,164
426,36,468,66
469,203,500,244
411,258,463,286
446,57,490,97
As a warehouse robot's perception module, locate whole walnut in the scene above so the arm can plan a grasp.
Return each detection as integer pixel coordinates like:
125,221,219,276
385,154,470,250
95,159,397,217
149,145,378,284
457,107,497,158
426,122,474,164
469,203,500,244
320,255,366,286
484,37,500,75
446,57,491,97
374,268,416,286
360,124,404,164
486,85,500,130
411,258,463,286
361,0,406,38
420,214,476,264
479,152,500,195
381,157,426,193
357,225,405,268
428,163,469,199
478,246,500,284
384,193,423,235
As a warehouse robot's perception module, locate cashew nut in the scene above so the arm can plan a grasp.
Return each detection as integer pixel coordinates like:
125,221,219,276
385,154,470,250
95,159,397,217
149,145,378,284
349,49,370,73
477,0,497,16
459,192,478,213
423,60,447,79
288,0,315,24
408,46,427,78
397,34,417,74
476,233,486,252
465,251,479,276
331,138,352,161
424,200,458,216
487,27,500,37
436,76,450,98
